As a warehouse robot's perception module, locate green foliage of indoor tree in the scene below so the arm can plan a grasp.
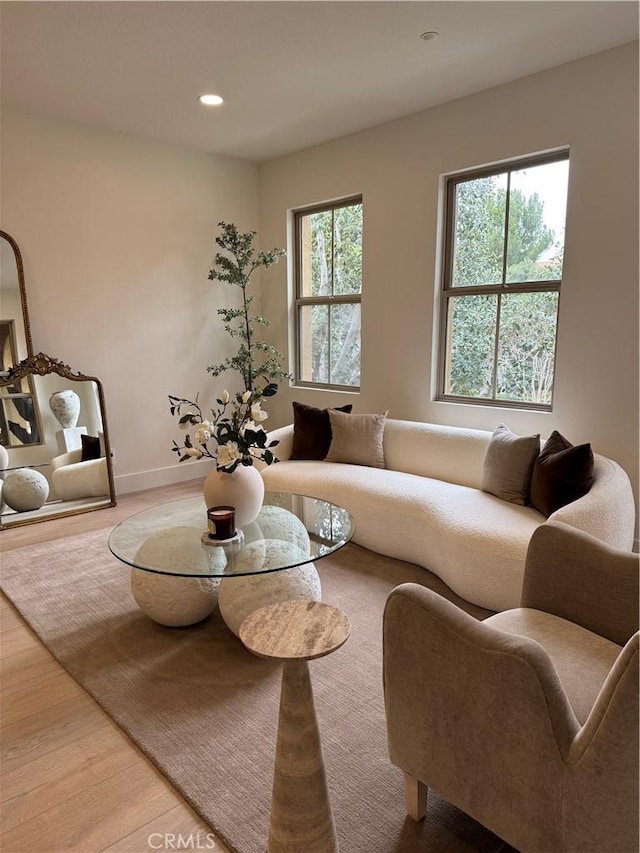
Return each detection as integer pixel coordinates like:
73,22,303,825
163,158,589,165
168,222,289,473
207,221,290,392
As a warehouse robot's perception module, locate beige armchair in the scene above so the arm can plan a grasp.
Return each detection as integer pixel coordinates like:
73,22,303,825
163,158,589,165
383,521,639,853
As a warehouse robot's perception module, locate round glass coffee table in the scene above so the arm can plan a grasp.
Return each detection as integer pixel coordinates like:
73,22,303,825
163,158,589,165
108,491,354,633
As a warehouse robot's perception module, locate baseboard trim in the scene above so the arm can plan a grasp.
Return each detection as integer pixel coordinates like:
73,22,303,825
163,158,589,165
115,460,210,495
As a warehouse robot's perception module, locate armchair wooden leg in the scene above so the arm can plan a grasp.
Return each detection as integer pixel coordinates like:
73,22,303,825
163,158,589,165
404,772,427,821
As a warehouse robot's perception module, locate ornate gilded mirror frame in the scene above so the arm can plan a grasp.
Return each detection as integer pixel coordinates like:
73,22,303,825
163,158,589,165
0,230,117,529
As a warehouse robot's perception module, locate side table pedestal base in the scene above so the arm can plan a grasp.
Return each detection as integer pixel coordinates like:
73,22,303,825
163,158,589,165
269,659,337,853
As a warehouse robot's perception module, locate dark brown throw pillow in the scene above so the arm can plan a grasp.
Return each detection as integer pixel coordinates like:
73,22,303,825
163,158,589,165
80,434,101,462
530,430,594,517
290,402,353,460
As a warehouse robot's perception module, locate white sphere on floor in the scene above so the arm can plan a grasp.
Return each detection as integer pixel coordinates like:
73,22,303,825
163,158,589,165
2,468,49,512
218,539,321,637
130,526,220,627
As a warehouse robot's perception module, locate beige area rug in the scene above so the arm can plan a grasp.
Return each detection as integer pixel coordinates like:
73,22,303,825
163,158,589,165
1,532,517,853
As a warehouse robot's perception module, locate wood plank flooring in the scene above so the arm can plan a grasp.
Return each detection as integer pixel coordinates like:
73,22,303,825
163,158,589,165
1,481,230,853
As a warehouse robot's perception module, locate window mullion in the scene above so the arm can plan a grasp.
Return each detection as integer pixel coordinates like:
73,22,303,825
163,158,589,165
328,209,335,384
502,172,511,285
491,293,502,400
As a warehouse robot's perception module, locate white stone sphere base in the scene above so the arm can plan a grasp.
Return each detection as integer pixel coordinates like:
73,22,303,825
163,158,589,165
130,526,220,627
3,468,49,512
218,539,321,637
130,570,220,628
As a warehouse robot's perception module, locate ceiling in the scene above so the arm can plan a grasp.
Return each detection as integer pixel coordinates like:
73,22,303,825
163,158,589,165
1,1,638,163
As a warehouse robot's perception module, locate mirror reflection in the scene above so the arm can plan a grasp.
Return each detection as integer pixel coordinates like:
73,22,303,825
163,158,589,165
0,358,116,528
1,233,40,447
0,230,116,529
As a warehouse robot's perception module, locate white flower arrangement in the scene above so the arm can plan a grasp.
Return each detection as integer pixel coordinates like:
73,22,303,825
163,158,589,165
169,385,279,473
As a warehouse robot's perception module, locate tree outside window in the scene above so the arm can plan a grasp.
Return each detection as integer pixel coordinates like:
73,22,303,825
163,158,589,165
294,198,362,389
440,153,569,408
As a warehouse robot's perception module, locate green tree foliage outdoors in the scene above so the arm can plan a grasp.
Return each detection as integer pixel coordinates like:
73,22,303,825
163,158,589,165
447,173,564,404
303,203,362,387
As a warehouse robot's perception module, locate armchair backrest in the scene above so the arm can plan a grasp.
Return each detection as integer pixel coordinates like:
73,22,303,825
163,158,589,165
521,521,639,645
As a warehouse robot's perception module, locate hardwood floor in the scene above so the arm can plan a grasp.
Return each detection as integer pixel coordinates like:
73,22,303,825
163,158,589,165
1,481,230,853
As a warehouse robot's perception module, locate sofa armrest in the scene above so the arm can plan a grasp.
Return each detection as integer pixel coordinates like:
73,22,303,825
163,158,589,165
549,454,635,550
521,521,639,645
266,424,293,462
52,457,109,501
51,449,83,471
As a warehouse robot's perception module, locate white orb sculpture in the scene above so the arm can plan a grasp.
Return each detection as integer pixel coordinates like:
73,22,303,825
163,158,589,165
130,526,220,627
254,505,311,555
2,468,49,512
218,539,321,637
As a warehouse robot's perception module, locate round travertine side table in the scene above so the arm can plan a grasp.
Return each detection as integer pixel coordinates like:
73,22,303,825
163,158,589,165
240,599,351,853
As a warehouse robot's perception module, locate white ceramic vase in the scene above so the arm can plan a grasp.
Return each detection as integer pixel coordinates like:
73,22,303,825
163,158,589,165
49,389,81,429
203,464,265,527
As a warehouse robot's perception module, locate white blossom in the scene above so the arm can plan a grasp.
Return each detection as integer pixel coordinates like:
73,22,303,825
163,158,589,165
217,441,242,469
184,447,203,458
220,390,230,404
250,403,269,423
195,421,214,445
241,390,252,403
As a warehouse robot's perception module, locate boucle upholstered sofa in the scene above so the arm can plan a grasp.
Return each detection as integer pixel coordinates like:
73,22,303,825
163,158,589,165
51,449,110,501
261,418,636,611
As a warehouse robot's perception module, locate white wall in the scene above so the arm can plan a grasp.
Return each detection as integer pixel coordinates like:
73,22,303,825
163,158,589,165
1,110,259,492
258,43,639,524
1,43,638,530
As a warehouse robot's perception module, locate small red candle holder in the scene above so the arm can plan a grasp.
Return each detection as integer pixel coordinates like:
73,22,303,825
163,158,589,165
207,505,236,540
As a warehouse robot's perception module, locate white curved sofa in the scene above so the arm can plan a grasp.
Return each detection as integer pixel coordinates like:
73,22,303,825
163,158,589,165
51,449,110,501
261,419,636,611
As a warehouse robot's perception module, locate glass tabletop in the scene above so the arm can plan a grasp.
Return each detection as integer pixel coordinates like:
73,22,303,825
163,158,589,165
108,491,354,578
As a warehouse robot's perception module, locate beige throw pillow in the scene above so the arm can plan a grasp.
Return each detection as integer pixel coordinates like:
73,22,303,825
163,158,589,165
325,409,387,468
481,423,540,505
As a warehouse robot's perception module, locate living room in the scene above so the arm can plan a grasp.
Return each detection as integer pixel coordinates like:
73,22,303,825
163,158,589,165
1,2,638,852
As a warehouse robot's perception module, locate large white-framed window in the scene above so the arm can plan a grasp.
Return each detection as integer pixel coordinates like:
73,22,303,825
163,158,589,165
294,196,363,390
438,151,569,409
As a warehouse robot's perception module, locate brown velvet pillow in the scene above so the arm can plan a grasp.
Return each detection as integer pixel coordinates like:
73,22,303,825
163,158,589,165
80,434,101,461
530,430,594,517
481,424,540,505
290,402,353,460
325,409,387,468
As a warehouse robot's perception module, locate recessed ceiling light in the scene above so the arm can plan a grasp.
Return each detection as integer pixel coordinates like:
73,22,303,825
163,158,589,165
419,31,439,41
198,94,224,106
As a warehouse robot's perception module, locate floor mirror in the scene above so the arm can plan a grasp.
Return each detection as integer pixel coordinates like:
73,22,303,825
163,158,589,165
0,230,116,529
